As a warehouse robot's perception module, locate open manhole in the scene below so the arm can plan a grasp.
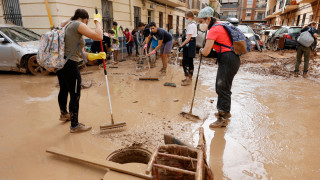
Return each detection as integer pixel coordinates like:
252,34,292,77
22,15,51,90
106,147,151,164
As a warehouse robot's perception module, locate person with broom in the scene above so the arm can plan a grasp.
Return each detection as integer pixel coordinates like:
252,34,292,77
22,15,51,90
144,22,173,75
198,7,240,128
58,9,106,133
179,11,197,86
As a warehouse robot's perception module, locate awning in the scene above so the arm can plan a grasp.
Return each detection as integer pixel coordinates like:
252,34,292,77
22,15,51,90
297,0,317,4
264,14,277,20
282,5,299,13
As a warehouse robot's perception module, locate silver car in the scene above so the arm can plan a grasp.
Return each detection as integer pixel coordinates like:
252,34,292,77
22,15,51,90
0,24,48,75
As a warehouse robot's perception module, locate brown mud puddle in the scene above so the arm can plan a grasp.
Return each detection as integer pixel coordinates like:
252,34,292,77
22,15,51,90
0,54,320,179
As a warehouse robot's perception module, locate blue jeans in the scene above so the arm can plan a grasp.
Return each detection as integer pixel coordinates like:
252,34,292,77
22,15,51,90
126,41,134,55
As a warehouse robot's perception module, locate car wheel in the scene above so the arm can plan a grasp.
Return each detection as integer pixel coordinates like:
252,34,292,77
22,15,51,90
271,40,279,51
27,55,50,75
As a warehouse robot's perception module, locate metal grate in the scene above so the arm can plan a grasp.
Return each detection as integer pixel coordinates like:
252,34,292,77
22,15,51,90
2,0,23,26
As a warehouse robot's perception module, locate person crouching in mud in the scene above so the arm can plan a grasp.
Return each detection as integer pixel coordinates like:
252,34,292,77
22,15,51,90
179,11,197,86
198,7,240,128
58,9,106,133
143,22,173,75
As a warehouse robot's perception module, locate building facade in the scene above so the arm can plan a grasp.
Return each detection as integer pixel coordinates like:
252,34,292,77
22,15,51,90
265,0,320,29
0,0,193,36
240,0,267,23
220,0,240,20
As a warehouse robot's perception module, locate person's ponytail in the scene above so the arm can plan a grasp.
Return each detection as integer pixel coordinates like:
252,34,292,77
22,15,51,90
208,17,217,29
71,9,89,20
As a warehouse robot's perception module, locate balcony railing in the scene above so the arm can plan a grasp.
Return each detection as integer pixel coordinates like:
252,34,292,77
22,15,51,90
220,15,237,20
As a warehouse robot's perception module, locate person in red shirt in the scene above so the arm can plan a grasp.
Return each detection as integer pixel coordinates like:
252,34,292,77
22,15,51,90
198,7,240,128
123,28,134,56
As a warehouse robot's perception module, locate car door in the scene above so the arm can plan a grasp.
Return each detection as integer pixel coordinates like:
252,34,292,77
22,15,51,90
0,32,17,70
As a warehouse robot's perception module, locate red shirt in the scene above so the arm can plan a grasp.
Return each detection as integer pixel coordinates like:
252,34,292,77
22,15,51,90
123,31,134,42
206,23,232,53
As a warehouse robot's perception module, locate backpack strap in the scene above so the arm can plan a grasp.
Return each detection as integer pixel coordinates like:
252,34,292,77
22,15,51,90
65,39,87,63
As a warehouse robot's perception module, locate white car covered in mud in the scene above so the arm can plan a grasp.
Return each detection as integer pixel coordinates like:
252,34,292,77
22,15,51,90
0,24,49,75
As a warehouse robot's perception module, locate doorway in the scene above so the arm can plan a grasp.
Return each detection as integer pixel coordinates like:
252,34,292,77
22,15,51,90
101,0,113,31
168,15,173,32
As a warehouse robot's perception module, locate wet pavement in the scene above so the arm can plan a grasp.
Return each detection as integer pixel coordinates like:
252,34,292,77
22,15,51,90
0,51,320,179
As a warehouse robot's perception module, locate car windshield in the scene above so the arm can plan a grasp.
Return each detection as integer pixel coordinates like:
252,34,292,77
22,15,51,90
236,25,255,34
0,27,40,42
289,27,302,33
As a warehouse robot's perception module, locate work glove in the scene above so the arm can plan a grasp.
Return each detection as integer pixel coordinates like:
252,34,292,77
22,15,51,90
88,52,106,60
120,26,123,30
178,46,183,52
144,44,148,49
147,50,156,56
199,48,204,55
94,13,102,24
110,49,114,52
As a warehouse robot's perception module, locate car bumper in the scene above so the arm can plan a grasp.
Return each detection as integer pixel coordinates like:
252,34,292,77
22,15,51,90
284,39,297,48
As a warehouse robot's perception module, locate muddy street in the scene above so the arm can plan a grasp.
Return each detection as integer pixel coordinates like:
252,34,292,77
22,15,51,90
1,50,320,179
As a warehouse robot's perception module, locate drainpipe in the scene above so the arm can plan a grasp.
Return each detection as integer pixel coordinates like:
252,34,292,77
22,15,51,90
314,0,320,24
129,0,133,26
45,0,54,29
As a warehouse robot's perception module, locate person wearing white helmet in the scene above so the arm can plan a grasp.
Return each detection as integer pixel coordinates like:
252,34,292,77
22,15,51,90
198,7,240,128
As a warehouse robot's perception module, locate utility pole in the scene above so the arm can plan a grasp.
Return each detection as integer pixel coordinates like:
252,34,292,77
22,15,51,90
238,0,243,22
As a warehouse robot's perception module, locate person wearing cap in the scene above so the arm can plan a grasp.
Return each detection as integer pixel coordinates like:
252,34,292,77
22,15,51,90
112,21,121,63
198,6,240,128
179,11,197,86
294,22,318,78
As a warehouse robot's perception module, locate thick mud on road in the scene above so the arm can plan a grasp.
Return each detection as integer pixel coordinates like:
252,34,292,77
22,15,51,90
0,50,319,179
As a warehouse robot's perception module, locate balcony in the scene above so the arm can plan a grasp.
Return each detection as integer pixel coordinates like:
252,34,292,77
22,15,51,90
153,0,186,7
273,0,299,16
220,15,237,20
297,0,317,3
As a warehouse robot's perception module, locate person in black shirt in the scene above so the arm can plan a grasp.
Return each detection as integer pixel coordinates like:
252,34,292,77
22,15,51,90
90,30,114,63
294,22,318,78
138,22,152,54
143,22,173,74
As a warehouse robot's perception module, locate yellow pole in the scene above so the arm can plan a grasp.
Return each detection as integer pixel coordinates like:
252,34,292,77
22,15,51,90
45,0,54,29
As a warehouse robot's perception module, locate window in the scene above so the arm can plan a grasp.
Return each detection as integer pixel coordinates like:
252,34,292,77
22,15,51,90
182,17,185,30
176,16,180,35
246,10,251,17
296,15,300,26
159,12,163,28
309,15,313,23
134,6,141,29
148,10,152,24
247,0,253,5
301,13,306,26
2,0,23,26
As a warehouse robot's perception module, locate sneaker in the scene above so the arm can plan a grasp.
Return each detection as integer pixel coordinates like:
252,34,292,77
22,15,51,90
303,73,307,78
59,113,70,122
209,118,229,128
214,111,231,119
70,123,92,133
181,78,192,86
294,72,299,77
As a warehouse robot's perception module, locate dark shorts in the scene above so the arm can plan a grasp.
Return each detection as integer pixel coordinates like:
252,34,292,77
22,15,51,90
160,40,173,54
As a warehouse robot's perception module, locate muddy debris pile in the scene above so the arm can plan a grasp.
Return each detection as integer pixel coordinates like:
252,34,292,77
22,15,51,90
97,119,192,151
239,50,320,78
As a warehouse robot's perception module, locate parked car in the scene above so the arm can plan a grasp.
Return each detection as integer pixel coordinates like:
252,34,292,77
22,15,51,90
235,24,263,51
267,26,302,51
0,24,49,75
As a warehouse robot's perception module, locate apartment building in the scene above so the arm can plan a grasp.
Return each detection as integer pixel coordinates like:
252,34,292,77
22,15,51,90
0,0,190,36
241,0,267,23
265,0,320,29
220,0,240,20
220,0,266,24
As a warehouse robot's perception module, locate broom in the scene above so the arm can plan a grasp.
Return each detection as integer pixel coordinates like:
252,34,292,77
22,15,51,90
95,8,126,130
